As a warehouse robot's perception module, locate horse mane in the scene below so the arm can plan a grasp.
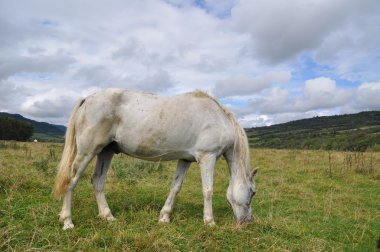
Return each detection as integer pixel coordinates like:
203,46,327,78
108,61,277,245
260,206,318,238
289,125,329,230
189,90,250,177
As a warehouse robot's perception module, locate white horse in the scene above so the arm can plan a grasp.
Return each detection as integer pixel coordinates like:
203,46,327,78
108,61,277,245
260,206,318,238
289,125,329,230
54,89,258,230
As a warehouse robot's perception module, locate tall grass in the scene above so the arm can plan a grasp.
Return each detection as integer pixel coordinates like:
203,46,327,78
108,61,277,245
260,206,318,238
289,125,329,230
0,142,379,251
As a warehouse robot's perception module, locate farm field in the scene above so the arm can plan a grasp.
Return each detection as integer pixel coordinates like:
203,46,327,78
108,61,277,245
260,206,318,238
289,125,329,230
0,141,379,251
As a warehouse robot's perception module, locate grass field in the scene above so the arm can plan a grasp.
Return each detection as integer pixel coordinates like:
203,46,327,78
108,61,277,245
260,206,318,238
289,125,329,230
0,141,379,251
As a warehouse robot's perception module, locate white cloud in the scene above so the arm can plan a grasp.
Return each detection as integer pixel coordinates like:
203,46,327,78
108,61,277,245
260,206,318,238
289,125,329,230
239,111,323,128
299,77,354,111
248,87,290,114
304,77,335,95
21,90,78,118
0,80,29,113
231,0,380,64
212,71,290,98
236,77,380,127
239,109,342,128
312,12,380,82
354,82,380,111
247,77,354,115
112,38,146,62
131,70,176,93
0,0,379,127
0,54,75,80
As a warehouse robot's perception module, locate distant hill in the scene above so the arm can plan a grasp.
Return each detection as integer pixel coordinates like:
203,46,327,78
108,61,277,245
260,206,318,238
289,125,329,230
0,112,66,142
2,111,380,149
245,111,380,151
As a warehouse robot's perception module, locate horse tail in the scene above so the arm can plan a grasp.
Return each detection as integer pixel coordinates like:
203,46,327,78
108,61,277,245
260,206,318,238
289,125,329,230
54,98,85,198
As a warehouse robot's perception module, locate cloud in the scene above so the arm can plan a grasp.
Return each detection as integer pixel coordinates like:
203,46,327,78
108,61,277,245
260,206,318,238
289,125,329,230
164,0,236,17
311,4,380,83
247,77,354,115
212,71,291,98
0,80,29,113
0,54,75,80
231,0,380,64
354,82,380,111
112,38,146,61
0,0,379,127
235,77,380,127
247,87,291,114
18,86,99,122
21,91,78,118
0,18,26,47
201,0,237,17
73,65,121,88
132,70,176,93
299,77,354,111
195,54,229,73
239,111,323,127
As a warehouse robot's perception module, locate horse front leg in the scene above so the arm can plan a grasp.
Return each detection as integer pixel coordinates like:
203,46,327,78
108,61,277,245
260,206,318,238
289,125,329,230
198,153,216,226
159,159,191,223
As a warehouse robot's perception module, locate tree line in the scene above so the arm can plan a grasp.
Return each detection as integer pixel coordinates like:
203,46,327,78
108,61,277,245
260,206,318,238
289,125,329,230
0,117,33,141
246,111,380,152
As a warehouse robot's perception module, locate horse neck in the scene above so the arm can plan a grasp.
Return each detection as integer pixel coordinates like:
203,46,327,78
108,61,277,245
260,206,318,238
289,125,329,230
222,109,250,183
233,126,250,178
226,142,250,184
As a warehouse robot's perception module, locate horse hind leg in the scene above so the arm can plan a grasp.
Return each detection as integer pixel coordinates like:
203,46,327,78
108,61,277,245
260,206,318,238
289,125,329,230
159,160,191,223
59,153,94,230
92,146,115,221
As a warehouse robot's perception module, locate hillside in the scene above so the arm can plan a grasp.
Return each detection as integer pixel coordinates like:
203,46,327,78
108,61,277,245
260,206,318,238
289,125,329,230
0,112,66,142
245,111,380,151
2,111,380,149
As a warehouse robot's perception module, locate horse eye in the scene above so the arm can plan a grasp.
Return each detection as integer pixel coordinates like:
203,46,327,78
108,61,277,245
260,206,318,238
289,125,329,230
249,190,256,200
249,188,255,196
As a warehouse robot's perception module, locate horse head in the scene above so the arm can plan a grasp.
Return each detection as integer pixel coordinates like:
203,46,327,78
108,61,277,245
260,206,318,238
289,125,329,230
227,167,258,224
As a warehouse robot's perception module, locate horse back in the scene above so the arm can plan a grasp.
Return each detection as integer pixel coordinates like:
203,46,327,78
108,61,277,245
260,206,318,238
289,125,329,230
75,89,236,160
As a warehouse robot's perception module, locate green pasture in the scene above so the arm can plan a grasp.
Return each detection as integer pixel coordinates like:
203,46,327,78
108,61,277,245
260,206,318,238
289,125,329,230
0,141,379,251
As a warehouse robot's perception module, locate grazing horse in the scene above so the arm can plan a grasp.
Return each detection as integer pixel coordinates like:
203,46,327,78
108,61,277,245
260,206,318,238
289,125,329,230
54,89,258,230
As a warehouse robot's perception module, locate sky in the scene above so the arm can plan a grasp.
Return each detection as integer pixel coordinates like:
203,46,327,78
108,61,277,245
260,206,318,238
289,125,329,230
1,0,380,127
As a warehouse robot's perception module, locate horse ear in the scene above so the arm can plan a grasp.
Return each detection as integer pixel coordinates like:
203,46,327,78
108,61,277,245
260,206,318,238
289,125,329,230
250,167,259,181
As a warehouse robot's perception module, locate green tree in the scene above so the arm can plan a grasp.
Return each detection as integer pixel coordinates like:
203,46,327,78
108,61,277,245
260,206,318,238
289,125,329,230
0,117,33,141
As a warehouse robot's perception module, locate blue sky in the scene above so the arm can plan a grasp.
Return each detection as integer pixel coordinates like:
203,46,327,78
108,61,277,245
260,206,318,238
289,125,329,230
0,0,380,126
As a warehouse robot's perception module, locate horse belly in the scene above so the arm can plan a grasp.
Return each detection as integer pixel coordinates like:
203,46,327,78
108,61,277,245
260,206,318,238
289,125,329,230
115,133,196,162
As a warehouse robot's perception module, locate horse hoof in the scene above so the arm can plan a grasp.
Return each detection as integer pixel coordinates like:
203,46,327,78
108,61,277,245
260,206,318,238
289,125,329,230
106,216,116,221
63,222,74,230
99,213,116,221
159,216,170,223
204,219,215,227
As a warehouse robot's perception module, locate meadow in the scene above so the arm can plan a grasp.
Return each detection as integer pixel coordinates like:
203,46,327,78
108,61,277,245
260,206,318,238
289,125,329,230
0,141,379,251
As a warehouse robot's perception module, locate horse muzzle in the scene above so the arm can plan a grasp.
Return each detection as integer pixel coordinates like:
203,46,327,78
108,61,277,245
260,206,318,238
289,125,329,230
237,214,253,225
